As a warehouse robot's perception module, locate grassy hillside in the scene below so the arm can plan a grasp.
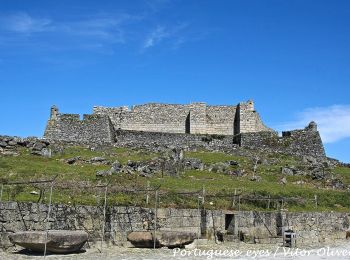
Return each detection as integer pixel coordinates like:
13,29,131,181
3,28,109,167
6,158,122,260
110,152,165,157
0,145,350,212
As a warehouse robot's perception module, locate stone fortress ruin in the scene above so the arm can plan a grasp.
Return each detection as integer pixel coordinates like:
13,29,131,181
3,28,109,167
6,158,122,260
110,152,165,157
44,100,326,158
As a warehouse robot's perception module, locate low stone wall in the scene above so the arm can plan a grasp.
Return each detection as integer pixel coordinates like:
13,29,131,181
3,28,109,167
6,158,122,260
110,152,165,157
0,202,348,248
236,127,326,158
115,130,237,151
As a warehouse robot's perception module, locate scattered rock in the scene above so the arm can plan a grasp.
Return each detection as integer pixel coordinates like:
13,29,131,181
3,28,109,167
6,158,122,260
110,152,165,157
311,168,326,180
65,157,81,165
111,160,121,170
281,166,297,176
31,142,47,151
250,175,262,182
1,151,19,156
227,160,239,166
89,157,109,165
0,141,8,147
41,148,52,158
96,169,111,177
331,179,344,189
127,160,137,167
209,162,229,173
280,177,287,185
183,158,204,170
229,169,245,177
260,159,269,165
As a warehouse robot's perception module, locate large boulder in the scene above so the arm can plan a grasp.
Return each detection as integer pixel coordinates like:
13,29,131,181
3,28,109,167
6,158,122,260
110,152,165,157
8,230,88,254
127,231,197,248
127,231,154,248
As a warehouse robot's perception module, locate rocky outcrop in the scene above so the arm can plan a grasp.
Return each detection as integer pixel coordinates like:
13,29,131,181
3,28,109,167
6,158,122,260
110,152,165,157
127,231,197,248
0,135,51,157
8,230,88,253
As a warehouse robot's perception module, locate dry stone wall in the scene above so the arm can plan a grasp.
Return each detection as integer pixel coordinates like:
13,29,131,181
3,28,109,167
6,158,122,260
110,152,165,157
44,113,114,144
0,202,348,248
42,102,326,159
93,101,268,136
115,130,236,152
236,123,326,158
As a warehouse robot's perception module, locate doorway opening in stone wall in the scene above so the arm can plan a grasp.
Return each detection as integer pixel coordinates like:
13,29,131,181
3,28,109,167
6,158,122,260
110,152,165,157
225,214,235,234
185,113,190,134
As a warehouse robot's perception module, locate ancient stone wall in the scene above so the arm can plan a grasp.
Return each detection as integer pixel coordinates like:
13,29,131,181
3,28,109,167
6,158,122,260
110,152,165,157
237,101,273,133
42,103,326,159
237,211,349,245
205,105,236,135
115,130,236,152
44,110,114,144
0,202,348,248
93,101,257,136
236,123,326,158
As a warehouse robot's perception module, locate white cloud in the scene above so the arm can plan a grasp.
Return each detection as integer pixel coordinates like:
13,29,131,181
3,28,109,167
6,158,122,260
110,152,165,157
142,23,188,50
143,26,169,48
277,105,350,143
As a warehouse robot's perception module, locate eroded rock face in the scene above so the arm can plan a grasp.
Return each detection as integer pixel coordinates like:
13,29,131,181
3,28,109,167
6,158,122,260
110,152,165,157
8,230,88,254
127,231,197,248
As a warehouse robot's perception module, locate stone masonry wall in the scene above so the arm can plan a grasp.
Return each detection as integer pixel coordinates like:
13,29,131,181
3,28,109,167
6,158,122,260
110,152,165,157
236,124,326,158
205,105,236,135
0,202,348,248
237,101,274,133
44,113,114,144
93,102,252,136
115,130,237,152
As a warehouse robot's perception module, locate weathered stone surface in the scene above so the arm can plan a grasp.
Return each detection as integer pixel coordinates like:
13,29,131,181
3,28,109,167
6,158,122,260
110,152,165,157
8,230,88,253
88,157,109,165
127,231,196,248
96,169,111,177
127,231,154,248
281,167,297,176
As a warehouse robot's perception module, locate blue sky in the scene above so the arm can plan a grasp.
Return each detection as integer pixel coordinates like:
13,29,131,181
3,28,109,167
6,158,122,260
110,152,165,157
0,0,349,162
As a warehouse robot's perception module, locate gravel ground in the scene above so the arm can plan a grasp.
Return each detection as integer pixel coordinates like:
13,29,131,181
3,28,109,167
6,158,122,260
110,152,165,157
2,242,350,260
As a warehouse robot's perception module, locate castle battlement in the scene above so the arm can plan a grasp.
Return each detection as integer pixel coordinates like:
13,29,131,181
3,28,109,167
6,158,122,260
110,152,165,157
43,101,326,158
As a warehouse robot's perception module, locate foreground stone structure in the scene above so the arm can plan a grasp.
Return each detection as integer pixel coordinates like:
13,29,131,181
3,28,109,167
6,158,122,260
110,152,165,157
0,202,348,248
43,100,326,158
8,230,88,253
127,231,197,248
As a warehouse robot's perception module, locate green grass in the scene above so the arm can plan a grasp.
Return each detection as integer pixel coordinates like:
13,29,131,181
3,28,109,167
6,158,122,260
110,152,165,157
185,151,246,164
0,145,349,212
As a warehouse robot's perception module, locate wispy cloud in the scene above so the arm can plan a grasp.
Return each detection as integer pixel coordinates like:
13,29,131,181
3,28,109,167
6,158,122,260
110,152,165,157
143,26,169,48
0,12,140,51
0,12,52,33
0,9,202,57
142,23,188,50
277,105,350,143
